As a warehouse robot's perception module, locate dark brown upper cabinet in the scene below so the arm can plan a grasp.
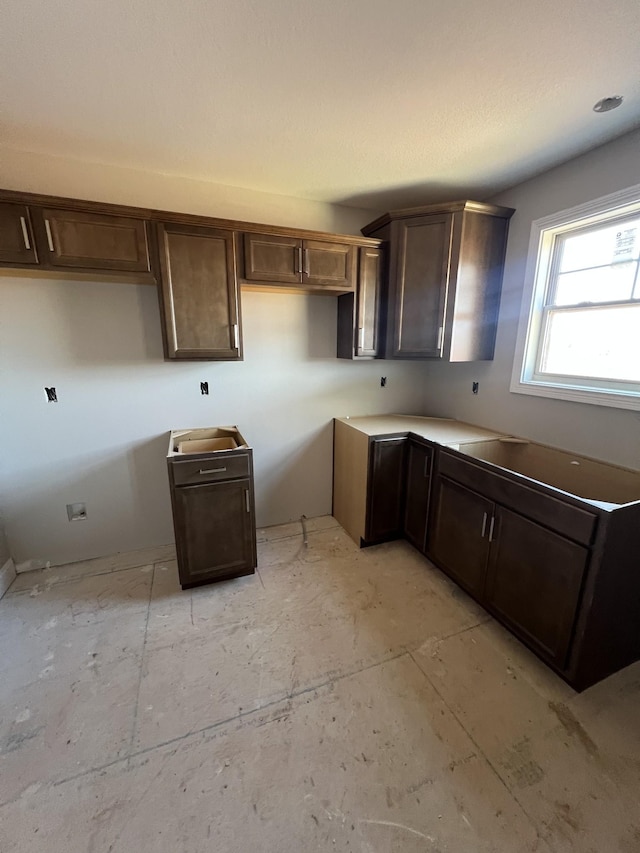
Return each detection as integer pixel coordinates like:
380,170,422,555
337,246,383,359
243,232,356,292
362,201,514,361
31,207,151,273
156,222,242,361
0,202,38,266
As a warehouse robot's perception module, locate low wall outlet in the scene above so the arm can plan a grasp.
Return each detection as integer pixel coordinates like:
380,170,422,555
472,381,479,395
67,502,87,522
380,377,387,387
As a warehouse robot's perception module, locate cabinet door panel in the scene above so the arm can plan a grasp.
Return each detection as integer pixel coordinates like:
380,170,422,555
404,441,432,553
356,247,381,356
366,437,406,543
157,222,241,360
0,203,38,265
173,479,256,585
243,233,300,283
428,476,492,597
485,507,588,667
391,214,453,357
336,246,382,359
303,240,355,289
34,208,150,272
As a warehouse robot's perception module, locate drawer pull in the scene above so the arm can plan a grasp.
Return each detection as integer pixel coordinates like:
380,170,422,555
20,216,31,250
481,512,487,537
358,327,365,351
198,467,227,475
233,324,239,350
488,515,495,542
245,489,250,513
437,325,444,350
303,248,310,276
424,456,430,478
44,218,55,252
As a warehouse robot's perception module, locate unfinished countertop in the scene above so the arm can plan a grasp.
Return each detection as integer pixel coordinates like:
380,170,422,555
335,415,506,446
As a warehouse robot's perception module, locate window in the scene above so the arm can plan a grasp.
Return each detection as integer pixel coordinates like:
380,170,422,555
511,184,640,410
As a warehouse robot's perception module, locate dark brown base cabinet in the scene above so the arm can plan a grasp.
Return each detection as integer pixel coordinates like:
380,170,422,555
403,439,432,553
334,416,640,691
428,448,640,690
167,429,257,589
364,436,407,545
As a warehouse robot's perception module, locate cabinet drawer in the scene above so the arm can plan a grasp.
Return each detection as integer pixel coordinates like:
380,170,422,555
170,452,251,486
438,450,597,546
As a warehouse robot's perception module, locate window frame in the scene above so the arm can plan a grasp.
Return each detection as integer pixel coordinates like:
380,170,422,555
510,183,640,411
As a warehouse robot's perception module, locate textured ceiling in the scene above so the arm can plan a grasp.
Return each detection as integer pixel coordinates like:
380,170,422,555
1,0,639,210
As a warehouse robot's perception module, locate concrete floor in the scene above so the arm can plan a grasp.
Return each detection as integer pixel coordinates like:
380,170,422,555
1,516,639,852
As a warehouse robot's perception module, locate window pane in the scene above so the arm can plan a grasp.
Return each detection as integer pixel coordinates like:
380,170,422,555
539,304,640,382
553,262,637,306
558,219,640,273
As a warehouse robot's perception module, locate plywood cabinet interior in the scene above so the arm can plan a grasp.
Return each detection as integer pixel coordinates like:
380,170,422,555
362,201,514,361
156,221,242,360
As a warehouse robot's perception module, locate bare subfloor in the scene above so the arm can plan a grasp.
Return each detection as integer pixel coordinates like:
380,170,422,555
1,517,639,852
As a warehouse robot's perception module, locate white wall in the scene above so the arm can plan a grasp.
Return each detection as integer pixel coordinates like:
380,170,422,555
420,128,640,469
0,151,428,566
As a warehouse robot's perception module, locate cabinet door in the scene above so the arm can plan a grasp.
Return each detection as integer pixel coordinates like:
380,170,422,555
485,507,588,667
428,475,492,598
33,207,150,272
404,441,432,553
173,478,256,587
356,246,382,356
365,437,406,544
390,214,453,358
303,240,356,289
243,233,301,283
336,246,382,359
157,222,241,360
0,203,38,265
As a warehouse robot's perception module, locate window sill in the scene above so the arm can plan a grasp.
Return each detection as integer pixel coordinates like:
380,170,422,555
510,378,640,411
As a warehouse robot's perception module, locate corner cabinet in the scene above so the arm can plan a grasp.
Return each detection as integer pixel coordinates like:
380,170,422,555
156,222,242,361
362,201,514,361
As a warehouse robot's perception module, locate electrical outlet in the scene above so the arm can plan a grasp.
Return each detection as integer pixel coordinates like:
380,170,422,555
380,377,387,387
200,381,209,395
67,503,87,522
472,381,479,395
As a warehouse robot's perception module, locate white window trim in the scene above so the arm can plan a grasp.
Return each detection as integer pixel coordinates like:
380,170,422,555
510,183,640,411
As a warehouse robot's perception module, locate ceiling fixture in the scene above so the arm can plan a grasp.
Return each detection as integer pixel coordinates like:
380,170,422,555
593,95,624,113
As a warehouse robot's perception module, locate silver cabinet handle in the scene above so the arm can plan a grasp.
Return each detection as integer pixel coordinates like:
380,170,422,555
488,516,495,542
20,216,31,250
44,219,55,252
423,455,430,478
233,324,239,349
198,467,227,475
481,512,487,537
437,325,444,350
298,246,303,276
358,327,365,351
303,248,310,276
245,489,250,513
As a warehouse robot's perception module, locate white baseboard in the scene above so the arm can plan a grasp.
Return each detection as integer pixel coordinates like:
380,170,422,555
0,558,17,599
